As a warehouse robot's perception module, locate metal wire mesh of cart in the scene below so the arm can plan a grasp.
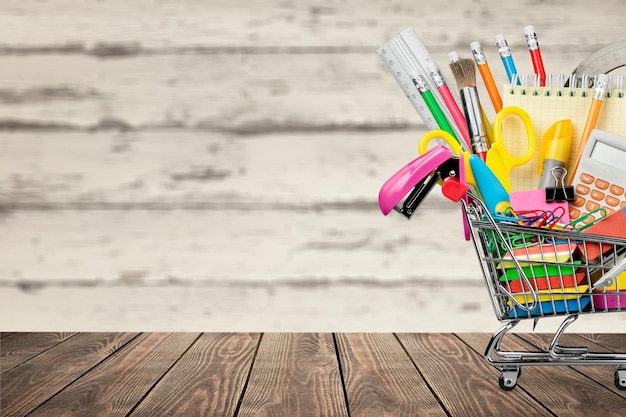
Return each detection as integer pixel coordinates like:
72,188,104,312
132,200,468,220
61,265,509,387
462,196,626,322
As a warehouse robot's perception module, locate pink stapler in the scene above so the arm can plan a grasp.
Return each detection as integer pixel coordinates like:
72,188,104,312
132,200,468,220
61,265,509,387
378,145,468,220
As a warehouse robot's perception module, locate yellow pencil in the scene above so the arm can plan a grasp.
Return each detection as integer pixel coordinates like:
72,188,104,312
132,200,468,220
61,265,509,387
570,73,609,181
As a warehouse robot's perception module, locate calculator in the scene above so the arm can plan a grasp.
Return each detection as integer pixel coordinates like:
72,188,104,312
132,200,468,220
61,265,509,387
569,129,626,222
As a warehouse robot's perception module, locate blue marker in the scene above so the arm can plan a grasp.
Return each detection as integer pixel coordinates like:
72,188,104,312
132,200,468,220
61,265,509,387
495,34,520,85
469,154,511,214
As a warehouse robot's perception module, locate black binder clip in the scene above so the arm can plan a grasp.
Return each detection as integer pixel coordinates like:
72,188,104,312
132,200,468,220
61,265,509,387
545,166,575,202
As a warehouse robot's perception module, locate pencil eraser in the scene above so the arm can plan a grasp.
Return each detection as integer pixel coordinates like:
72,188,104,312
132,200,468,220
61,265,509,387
495,34,506,43
470,41,481,51
597,73,609,84
524,25,535,35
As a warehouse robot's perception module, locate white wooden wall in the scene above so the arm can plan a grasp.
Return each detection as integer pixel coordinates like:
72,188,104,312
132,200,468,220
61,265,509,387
2,0,626,332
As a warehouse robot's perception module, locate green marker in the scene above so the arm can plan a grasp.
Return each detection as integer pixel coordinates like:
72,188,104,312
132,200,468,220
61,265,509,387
413,75,460,145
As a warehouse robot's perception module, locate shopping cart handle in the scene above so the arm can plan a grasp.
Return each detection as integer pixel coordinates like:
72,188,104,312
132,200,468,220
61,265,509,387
378,145,455,218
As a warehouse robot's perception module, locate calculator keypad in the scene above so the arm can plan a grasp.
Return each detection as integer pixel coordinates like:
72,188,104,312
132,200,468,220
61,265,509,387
570,172,626,223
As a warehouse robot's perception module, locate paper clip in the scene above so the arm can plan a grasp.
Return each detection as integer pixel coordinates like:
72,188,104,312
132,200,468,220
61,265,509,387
545,166,575,202
565,207,608,231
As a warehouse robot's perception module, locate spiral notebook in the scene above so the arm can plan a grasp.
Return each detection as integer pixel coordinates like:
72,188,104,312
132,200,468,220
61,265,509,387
501,80,626,192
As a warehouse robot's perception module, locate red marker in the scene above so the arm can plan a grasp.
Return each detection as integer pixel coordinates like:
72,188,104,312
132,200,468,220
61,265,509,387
525,25,546,86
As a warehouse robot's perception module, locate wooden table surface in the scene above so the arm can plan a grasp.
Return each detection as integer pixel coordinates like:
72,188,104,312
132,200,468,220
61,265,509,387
2,332,626,416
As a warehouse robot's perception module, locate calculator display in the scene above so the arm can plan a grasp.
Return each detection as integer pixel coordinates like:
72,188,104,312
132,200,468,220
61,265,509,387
590,140,626,171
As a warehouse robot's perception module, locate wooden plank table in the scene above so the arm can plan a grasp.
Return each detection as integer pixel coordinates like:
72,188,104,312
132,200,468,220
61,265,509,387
2,332,626,416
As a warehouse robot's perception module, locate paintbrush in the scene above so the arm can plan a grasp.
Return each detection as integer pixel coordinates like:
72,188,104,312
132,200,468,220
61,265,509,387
449,54,490,162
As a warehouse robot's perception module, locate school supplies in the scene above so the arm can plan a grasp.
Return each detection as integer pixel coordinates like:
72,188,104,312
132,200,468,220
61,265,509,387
592,271,626,310
544,167,575,203
413,74,459,142
499,261,584,292
570,74,610,178
537,119,572,189
501,77,626,193
524,25,547,86
377,28,468,150
487,106,536,192
510,190,570,224
495,34,520,85
449,57,490,161
580,206,626,262
378,145,463,219
377,28,626,392
470,40,503,113
469,154,511,213
426,62,472,150
569,129,626,220
418,130,476,189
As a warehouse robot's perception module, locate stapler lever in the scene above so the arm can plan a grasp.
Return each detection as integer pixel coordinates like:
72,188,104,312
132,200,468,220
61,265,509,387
378,145,463,220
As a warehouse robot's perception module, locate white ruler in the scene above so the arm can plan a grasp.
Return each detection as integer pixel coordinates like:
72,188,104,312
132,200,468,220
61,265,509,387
377,27,465,144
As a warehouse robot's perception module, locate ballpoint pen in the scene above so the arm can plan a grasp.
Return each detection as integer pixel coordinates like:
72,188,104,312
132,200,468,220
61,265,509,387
495,34,520,85
570,73,609,179
525,25,546,87
470,41,503,113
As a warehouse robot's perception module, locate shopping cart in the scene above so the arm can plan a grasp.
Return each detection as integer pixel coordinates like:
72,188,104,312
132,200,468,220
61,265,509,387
379,146,626,390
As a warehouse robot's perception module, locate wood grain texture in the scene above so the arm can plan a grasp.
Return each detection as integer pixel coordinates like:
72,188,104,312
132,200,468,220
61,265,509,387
0,53,592,130
335,333,447,417
519,332,626,399
396,333,549,416
0,0,622,50
128,333,260,417
0,285,505,333
2,0,626,333
25,333,199,417
577,333,626,353
0,208,476,283
0,332,76,372
0,130,431,206
0,332,138,417
237,333,348,417
459,333,626,417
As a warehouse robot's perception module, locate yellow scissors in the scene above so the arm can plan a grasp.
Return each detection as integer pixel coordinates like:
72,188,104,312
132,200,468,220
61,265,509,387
487,106,536,193
418,130,477,189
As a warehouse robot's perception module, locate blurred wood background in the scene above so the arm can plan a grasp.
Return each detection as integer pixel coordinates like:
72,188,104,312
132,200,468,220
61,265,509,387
2,0,626,331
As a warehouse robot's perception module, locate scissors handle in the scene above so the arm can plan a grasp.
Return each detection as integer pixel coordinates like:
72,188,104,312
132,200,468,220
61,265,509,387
418,130,461,155
493,106,536,164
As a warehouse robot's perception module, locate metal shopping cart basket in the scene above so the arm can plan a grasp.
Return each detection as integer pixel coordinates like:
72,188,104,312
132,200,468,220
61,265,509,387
378,145,626,390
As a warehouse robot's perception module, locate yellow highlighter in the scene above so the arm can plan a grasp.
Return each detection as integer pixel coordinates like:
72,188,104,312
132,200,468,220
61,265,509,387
537,119,572,189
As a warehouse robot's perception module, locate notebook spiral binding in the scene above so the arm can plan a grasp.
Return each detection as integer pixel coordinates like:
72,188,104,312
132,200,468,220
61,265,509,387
508,73,626,98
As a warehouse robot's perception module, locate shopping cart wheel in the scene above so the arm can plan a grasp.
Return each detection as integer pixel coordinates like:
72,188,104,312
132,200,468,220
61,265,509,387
498,367,521,391
614,369,626,390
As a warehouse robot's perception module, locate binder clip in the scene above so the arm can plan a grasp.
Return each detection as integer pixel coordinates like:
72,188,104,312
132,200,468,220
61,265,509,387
545,166,575,203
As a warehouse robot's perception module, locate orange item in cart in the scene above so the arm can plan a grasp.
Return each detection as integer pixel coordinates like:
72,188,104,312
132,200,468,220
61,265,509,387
580,207,626,261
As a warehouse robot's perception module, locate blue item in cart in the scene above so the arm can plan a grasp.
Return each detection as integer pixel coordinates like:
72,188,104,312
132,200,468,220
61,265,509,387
509,296,591,319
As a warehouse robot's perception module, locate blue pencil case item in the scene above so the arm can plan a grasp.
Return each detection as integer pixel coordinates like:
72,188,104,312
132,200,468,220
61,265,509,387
509,296,591,319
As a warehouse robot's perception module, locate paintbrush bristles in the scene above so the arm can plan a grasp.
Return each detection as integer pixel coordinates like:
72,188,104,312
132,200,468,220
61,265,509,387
449,58,477,89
